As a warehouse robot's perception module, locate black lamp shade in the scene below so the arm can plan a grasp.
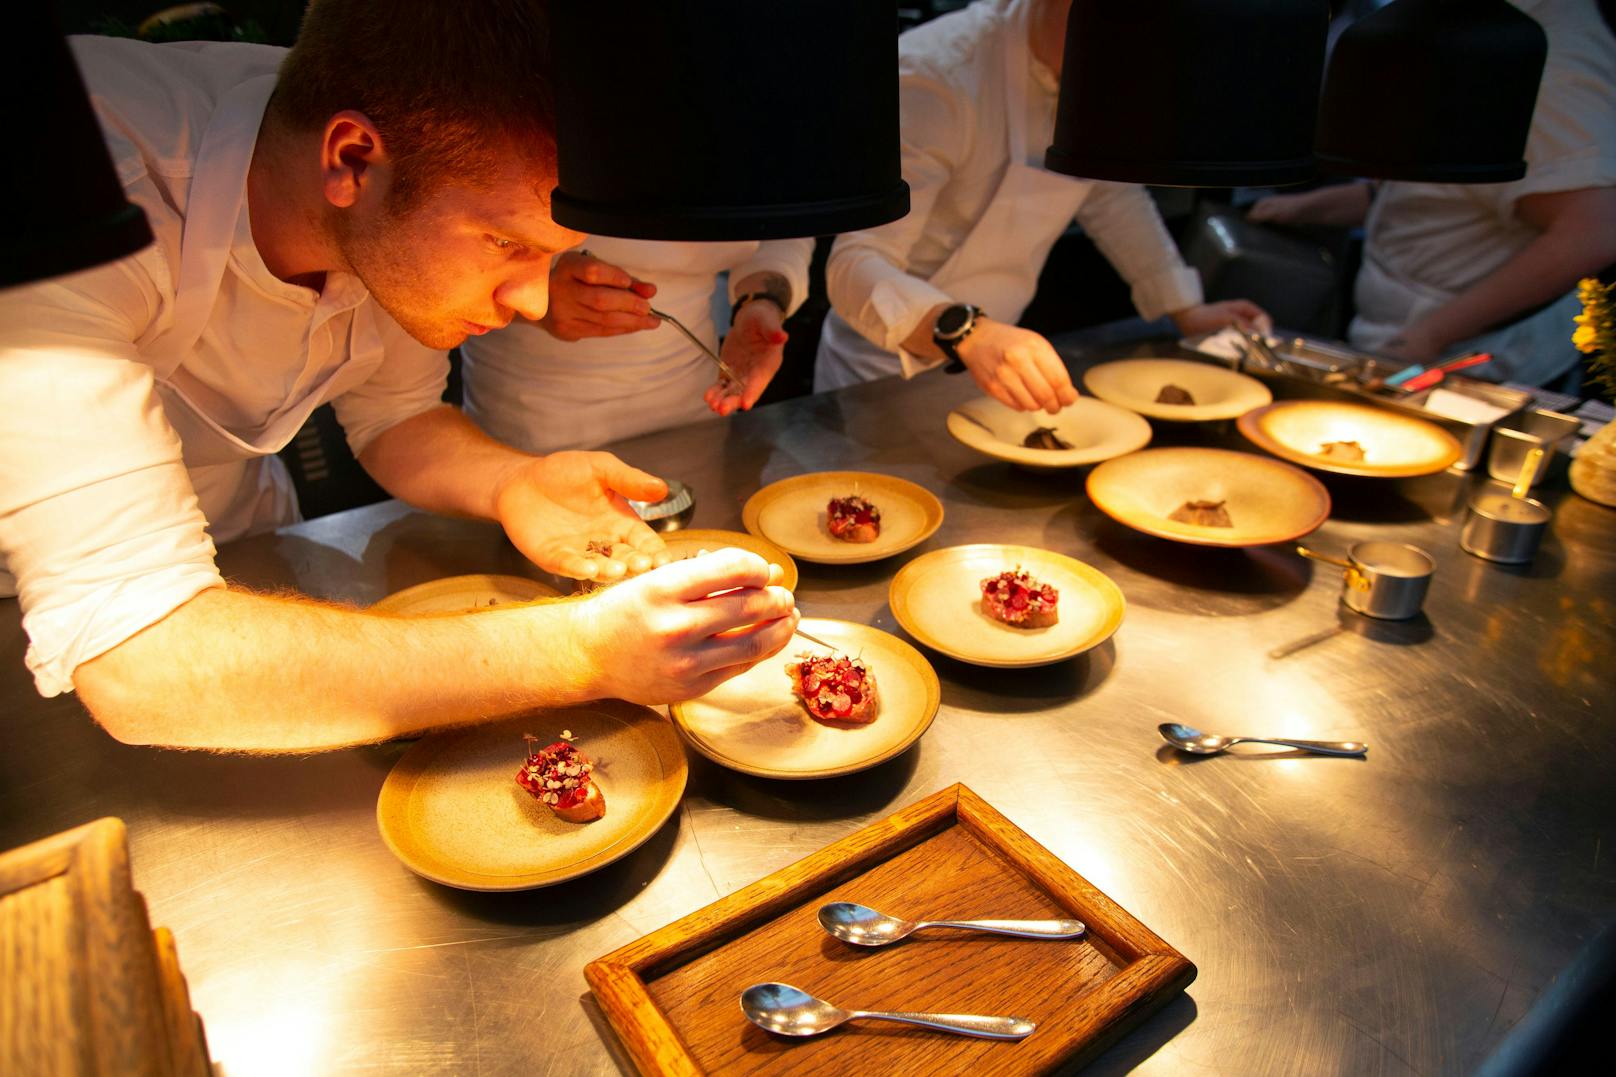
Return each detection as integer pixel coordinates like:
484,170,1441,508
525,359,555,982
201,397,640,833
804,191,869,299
2,7,153,288
1046,0,1330,187
548,2,909,241
1315,0,1547,183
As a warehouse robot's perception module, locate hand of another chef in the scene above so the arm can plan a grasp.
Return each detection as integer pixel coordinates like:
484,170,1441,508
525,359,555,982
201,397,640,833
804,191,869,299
494,451,673,580
955,319,1080,414
539,251,662,341
1170,300,1274,339
706,298,789,416
577,548,799,704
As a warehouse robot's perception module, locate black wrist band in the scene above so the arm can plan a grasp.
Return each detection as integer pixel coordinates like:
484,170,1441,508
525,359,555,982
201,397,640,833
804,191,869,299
730,290,787,325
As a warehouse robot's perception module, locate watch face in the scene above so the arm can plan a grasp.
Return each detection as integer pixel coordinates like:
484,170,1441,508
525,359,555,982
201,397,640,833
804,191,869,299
936,304,973,337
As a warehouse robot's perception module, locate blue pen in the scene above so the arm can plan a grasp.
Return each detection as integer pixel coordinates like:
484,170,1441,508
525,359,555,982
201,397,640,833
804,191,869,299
1383,364,1426,387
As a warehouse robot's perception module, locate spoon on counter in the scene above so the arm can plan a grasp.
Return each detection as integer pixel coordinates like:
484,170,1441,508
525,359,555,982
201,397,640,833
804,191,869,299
1158,722,1368,757
740,982,1035,1040
819,901,1086,946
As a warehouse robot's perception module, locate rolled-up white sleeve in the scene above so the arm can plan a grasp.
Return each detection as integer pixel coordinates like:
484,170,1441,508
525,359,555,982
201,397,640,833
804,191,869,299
329,306,450,458
0,258,223,697
826,71,970,377
729,238,814,318
1075,181,1203,321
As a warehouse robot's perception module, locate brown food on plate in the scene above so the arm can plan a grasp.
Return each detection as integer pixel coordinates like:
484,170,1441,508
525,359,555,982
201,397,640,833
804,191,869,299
1155,384,1197,406
516,735,605,823
826,495,881,543
981,568,1060,628
1319,439,1367,462
1168,499,1234,528
787,654,879,724
1023,426,1074,450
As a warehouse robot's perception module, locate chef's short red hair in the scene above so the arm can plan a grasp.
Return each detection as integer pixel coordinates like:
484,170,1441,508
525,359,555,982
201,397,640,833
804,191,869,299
270,0,556,211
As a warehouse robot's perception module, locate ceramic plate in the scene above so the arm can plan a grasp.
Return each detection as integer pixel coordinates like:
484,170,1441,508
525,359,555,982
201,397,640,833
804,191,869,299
741,471,944,565
889,545,1125,668
670,618,940,779
1239,400,1462,477
376,701,687,891
1086,448,1331,547
1084,357,1272,422
945,396,1153,469
652,529,800,591
371,573,565,614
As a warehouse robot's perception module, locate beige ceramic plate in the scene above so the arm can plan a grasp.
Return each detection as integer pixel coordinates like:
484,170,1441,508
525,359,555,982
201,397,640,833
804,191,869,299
889,545,1125,668
370,573,564,614
741,471,944,565
670,618,940,779
1084,357,1273,422
1086,448,1331,547
376,701,686,891
653,529,800,592
1239,400,1462,477
945,396,1153,469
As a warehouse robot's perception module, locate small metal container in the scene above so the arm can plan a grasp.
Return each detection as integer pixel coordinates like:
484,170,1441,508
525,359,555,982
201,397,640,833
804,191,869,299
629,479,696,532
1299,540,1435,620
1460,491,1550,564
1487,408,1581,487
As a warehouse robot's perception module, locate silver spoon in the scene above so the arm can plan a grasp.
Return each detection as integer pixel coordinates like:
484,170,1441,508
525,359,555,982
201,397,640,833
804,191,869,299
740,982,1035,1041
819,901,1085,946
1159,722,1367,757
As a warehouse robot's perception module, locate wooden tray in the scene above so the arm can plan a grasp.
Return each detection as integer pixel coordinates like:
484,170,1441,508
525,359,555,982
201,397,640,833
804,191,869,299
587,784,1194,1075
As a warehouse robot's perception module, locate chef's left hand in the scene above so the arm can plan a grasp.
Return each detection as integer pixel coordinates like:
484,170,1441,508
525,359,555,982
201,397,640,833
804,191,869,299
1377,322,1444,364
1170,300,1274,338
494,451,673,581
705,299,788,416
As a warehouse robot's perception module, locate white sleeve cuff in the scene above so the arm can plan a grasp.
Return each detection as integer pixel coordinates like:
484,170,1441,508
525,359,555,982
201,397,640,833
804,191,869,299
1131,266,1205,323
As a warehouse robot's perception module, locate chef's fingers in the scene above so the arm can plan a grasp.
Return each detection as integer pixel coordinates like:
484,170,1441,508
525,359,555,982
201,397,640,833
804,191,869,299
1010,354,1064,413
620,528,671,566
654,547,774,601
691,584,798,638
592,455,668,503
568,254,637,289
1028,345,1079,410
572,308,662,335
683,610,801,691
994,363,1045,412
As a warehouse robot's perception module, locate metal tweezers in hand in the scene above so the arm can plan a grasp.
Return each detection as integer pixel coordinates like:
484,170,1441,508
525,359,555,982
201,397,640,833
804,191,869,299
652,307,741,386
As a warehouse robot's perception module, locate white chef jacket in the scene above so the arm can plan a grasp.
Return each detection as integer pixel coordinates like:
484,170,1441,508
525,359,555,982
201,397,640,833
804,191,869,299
0,38,447,697
819,0,1202,386
460,236,811,454
1350,0,1616,382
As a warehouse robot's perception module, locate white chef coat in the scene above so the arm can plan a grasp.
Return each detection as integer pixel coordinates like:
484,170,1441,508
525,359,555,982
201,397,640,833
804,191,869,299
0,38,447,697
460,236,811,455
1350,0,1616,383
816,0,1202,389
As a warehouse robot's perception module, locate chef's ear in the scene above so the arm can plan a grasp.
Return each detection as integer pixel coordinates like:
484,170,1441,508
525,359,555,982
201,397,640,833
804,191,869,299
319,110,390,209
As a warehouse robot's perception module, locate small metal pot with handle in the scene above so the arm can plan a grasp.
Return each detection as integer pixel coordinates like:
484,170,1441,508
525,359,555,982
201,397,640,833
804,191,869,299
1298,541,1434,620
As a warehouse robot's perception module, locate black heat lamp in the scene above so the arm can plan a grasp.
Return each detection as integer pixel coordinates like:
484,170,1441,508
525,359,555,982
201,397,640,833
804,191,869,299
1315,0,1548,183
547,1,909,241
1045,0,1331,187
1,7,153,288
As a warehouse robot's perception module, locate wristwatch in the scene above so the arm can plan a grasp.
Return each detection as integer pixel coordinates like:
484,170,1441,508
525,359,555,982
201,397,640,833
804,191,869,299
933,303,982,373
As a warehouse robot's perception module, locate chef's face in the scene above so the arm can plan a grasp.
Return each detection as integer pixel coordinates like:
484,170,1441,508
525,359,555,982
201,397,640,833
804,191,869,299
335,154,584,350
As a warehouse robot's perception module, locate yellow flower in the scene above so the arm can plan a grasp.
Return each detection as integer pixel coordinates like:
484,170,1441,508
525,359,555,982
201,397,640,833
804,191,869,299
1575,323,1598,352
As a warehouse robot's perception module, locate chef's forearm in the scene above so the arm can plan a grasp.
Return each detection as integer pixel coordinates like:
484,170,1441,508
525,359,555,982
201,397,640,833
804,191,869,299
357,405,530,521
71,586,600,752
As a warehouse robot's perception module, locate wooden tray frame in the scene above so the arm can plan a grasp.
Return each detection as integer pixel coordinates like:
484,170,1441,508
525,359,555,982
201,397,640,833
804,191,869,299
586,783,1195,1075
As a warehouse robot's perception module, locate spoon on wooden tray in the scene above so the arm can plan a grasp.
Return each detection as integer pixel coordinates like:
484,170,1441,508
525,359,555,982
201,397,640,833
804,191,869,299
1158,722,1368,757
819,900,1086,946
740,982,1036,1040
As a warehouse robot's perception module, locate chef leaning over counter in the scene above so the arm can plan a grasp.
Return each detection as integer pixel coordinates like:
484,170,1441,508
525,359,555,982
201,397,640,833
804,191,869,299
816,0,1273,415
0,0,799,752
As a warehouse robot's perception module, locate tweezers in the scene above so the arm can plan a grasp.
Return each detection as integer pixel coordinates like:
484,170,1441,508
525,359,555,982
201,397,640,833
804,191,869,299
652,307,741,385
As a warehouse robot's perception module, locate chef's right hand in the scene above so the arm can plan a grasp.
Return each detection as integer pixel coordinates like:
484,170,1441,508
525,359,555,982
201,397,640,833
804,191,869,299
955,319,1080,414
539,251,662,341
576,548,799,704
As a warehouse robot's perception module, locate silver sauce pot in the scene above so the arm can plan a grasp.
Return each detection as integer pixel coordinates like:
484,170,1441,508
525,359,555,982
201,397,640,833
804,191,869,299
1298,541,1435,620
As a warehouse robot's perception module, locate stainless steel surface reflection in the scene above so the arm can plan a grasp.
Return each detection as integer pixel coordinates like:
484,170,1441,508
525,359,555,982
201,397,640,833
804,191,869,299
1,333,1613,1075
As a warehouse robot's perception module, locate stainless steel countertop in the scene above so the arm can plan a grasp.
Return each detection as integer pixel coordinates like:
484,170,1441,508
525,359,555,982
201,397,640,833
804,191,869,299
3,337,1613,1076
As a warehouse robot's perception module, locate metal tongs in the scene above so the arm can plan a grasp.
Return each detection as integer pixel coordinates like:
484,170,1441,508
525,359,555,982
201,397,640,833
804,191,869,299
652,307,741,386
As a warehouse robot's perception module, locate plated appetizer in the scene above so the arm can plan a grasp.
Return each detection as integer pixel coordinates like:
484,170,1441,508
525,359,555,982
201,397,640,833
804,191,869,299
787,654,880,724
1155,384,1197,405
1023,426,1074,450
1319,439,1367,463
516,734,605,823
981,568,1060,628
1168,499,1234,528
826,495,881,543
